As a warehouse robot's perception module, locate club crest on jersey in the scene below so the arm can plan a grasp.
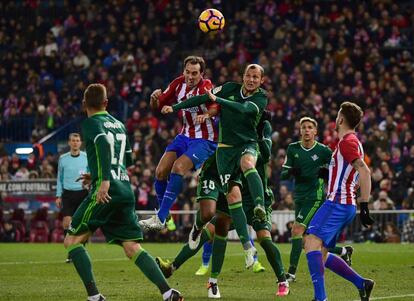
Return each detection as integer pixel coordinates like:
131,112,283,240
311,154,319,161
204,188,211,194
294,153,299,158
212,86,222,94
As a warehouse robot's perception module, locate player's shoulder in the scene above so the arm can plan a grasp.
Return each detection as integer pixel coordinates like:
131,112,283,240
289,141,301,148
340,133,361,147
170,75,185,86
59,152,71,159
80,151,87,157
256,87,267,98
316,141,330,150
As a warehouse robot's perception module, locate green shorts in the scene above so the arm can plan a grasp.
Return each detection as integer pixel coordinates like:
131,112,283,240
216,191,273,233
295,200,324,228
68,196,143,245
196,157,223,202
216,142,259,192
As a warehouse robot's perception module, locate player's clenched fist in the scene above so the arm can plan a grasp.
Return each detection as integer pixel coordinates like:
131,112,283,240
150,89,162,110
196,113,211,124
161,106,173,114
206,89,217,101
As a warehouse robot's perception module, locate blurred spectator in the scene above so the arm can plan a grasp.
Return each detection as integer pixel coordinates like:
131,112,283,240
373,191,395,210
383,222,401,243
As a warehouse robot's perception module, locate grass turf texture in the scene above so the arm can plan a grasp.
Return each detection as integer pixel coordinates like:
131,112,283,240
1,243,413,301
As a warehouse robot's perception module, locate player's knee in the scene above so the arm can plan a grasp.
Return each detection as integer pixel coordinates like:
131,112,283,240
155,165,169,180
240,159,255,172
123,242,141,259
63,235,76,249
201,209,214,223
304,235,321,252
291,224,305,237
171,159,191,175
256,230,271,241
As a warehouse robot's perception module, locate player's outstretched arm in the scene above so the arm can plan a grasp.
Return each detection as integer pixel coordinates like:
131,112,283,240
172,94,209,111
352,158,374,227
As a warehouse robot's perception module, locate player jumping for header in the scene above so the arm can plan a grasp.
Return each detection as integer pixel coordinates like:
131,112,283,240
139,56,218,232
162,64,268,268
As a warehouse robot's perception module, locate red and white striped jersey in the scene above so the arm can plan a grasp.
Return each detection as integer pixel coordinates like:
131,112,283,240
327,132,364,206
158,75,218,141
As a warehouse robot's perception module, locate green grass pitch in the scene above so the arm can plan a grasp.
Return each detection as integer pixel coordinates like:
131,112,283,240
1,243,414,301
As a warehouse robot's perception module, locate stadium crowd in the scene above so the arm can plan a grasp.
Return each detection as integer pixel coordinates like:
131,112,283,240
0,1,414,242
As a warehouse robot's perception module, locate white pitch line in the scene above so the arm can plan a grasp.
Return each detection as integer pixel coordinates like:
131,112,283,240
0,257,128,265
0,252,249,266
352,294,414,301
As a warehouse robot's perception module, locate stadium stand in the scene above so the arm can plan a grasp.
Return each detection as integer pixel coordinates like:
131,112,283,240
0,1,413,242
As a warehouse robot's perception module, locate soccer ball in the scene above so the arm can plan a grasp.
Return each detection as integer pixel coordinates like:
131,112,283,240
198,9,225,33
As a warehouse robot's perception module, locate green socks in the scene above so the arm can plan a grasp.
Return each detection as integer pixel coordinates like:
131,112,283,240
173,228,211,269
260,237,286,282
288,236,303,275
211,234,227,279
228,202,251,246
133,249,170,294
244,168,265,207
329,246,344,255
68,244,99,296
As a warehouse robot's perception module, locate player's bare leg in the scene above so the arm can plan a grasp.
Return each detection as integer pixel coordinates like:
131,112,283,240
62,216,73,263
189,199,216,249
240,153,266,221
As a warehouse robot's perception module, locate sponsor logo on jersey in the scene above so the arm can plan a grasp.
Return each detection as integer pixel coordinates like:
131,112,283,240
104,121,123,129
182,107,200,113
311,154,319,161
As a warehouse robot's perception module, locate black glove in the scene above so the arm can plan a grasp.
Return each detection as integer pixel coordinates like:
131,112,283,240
288,167,301,177
360,202,375,227
318,167,329,181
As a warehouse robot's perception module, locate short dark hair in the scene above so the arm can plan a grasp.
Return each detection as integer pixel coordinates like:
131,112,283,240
83,84,107,109
340,101,363,129
183,56,205,73
300,116,318,128
68,133,81,140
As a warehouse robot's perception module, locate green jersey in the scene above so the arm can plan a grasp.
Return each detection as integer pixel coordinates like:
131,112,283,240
172,82,268,146
81,111,134,202
281,141,332,202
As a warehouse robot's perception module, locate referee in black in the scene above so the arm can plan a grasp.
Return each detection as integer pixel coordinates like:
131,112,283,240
55,133,88,262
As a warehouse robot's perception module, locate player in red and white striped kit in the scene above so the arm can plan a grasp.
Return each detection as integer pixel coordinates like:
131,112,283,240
140,56,218,231
304,102,375,301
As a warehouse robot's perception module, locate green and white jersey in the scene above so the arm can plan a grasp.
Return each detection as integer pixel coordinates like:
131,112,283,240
281,141,332,203
213,82,268,145
172,82,268,146
82,111,134,202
